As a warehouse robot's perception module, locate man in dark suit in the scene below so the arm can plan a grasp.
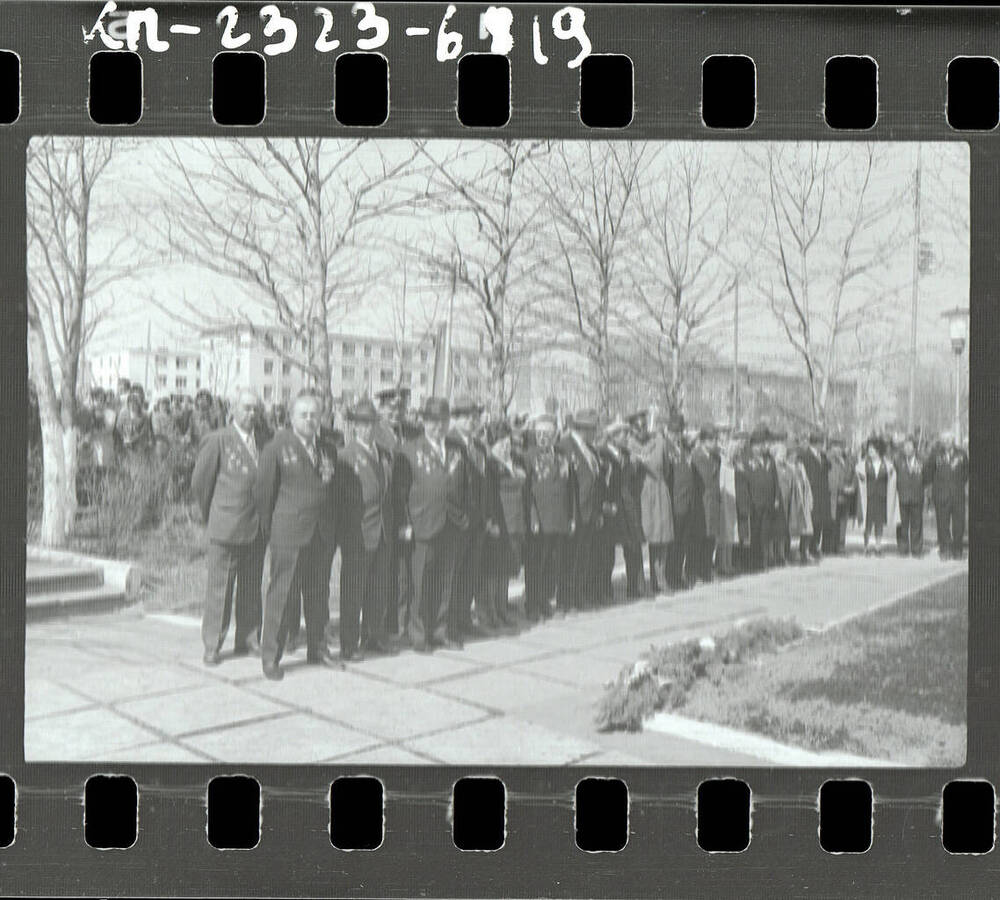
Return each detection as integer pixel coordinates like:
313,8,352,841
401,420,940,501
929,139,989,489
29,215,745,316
745,426,779,571
598,419,647,600
801,430,831,560
665,414,696,589
337,398,397,661
254,390,341,680
524,414,575,620
895,435,925,557
560,409,604,611
924,430,969,560
393,397,468,652
691,425,722,582
191,389,266,666
448,397,501,639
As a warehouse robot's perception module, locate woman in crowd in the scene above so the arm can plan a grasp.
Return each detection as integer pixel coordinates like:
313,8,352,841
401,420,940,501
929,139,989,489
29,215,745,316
786,440,815,564
630,409,674,594
855,436,898,556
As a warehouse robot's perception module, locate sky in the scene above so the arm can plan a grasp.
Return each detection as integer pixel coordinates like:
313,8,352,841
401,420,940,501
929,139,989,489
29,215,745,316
31,137,969,381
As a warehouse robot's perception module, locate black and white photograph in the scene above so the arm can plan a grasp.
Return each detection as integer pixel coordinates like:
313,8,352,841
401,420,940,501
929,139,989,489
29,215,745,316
24,136,969,766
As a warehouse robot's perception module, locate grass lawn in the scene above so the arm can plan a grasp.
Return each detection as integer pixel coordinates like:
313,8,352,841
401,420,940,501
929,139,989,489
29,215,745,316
675,572,967,765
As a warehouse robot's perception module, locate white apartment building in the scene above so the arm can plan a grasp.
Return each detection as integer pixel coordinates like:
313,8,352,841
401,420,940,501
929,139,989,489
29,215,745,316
89,347,204,396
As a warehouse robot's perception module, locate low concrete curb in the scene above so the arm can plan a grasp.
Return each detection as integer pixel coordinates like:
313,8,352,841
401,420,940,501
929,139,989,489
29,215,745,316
26,545,142,599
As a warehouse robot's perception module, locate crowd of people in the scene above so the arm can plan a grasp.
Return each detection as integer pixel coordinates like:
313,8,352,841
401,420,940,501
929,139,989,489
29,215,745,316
174,383,968,681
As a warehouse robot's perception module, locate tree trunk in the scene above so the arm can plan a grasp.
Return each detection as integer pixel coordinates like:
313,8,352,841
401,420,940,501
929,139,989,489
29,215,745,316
38,412,70,547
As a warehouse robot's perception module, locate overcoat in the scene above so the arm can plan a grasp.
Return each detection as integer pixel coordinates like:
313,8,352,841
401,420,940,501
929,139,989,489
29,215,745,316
854,456,900,529
691,445,722,541
634,432,674,544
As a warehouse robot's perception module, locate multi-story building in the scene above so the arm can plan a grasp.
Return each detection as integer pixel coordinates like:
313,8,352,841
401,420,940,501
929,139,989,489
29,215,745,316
92,324,491,408
89,347,204,396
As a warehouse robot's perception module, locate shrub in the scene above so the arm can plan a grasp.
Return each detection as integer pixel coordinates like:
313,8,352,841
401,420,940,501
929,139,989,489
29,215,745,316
595,617,805,733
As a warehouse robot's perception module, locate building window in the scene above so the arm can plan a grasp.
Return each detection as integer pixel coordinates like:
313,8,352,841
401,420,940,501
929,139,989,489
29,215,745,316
195,379,201,389
402,348,412,361
196,359,201,371
282,361,291,376
282,386,291,401
263,385,273,400
342,342,355,357
175,356,187,369
381,346,393,361
401,370,412,384
380,369,393,383
282,336,292,351
420,373,427,386
155,354,167,368
342,366,355,382
264,359,274,375
155,375,167,388
364,344,372,358
175,376,187,389
420,350,429,363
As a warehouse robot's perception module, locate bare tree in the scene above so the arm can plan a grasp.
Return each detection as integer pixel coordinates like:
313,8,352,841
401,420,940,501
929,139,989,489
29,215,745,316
626,144,758,415
531,141,650,415
149,138,430,402
748,143,908,425
26,137,127,546
402,140,551,414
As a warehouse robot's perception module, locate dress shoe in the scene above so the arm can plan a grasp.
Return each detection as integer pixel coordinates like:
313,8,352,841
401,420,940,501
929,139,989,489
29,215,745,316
262,661,283,681
468,622,498,639
203,649,222,667
440,638,464,651
364,639,399,656
413,641,433,654
285,633,301,653
307,648,345,669
340,648,364,663
245,633,261,656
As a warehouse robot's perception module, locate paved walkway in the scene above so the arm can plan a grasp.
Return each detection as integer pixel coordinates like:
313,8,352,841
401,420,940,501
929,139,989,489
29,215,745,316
24,553,967,765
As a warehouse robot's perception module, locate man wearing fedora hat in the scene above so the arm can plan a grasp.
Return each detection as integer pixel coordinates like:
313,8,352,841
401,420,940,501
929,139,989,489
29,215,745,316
337,398,398,660
449,396,504,639
801,429,831,561
393,396,469,651
523,413,575,620
559,408,605,611
745,425,780,572
664,412,697,590
598,417,647,600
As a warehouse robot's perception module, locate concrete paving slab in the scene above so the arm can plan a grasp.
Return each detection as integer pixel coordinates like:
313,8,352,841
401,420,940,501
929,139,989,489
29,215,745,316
346,650,484,686
430,669,589,714
25,679,94,719
405,716,602,765
65,661,207,703
97,741,215,763
25,707,162,761
24,644,110,682
179,712,376,763
435,636,559,667
512,653,626,690
322,744,437,765
117,683,289,736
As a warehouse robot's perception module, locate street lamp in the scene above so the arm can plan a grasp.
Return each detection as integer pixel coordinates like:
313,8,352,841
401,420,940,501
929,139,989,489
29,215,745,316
941,306,969,441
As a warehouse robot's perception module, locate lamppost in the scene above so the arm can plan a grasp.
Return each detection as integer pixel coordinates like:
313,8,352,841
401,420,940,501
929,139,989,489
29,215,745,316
941,306,969,441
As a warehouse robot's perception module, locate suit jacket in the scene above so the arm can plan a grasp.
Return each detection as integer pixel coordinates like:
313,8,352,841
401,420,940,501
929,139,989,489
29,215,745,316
924,447,969,507
191,424,261,544
524,445,575,535
560,432,603,526
895,454,926,505
599,445,644,545
801,446,831,521
338,439,394,552
691,445,722,539
666,446,696,520
744,454,779,512
254,428,338,549
449,430,491,531
394,434,468,541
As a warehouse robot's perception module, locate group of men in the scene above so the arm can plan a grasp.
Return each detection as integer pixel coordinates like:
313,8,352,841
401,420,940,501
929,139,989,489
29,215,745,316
189,385,970,681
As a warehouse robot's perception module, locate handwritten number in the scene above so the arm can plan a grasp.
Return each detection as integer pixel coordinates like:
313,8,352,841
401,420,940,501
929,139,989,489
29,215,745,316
352,2,389,50
260,5,297,55
531,14,548,65
217,5,251,49
552,6,591,69
314,7,341,52
436,4,462,61
481,6,514,55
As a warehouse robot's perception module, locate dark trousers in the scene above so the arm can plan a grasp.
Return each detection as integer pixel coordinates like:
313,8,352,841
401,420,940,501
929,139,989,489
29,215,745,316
694,536,716,581
478,533,513,628
525,532,569,615
809,512,827,556
389,541,414,637
451,527,485,634
410,523,461,646
749,507,771,571
568,520,601,609
668,509,694,586
935,497,966,559
262,531,335,666
201,532,265,654
339,536,392,654
623,541,646,596
648,543,668,592
898,501,924,556
823,516,845,554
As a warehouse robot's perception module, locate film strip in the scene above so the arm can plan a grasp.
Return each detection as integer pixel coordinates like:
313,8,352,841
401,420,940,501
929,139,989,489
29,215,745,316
0,2,997,896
